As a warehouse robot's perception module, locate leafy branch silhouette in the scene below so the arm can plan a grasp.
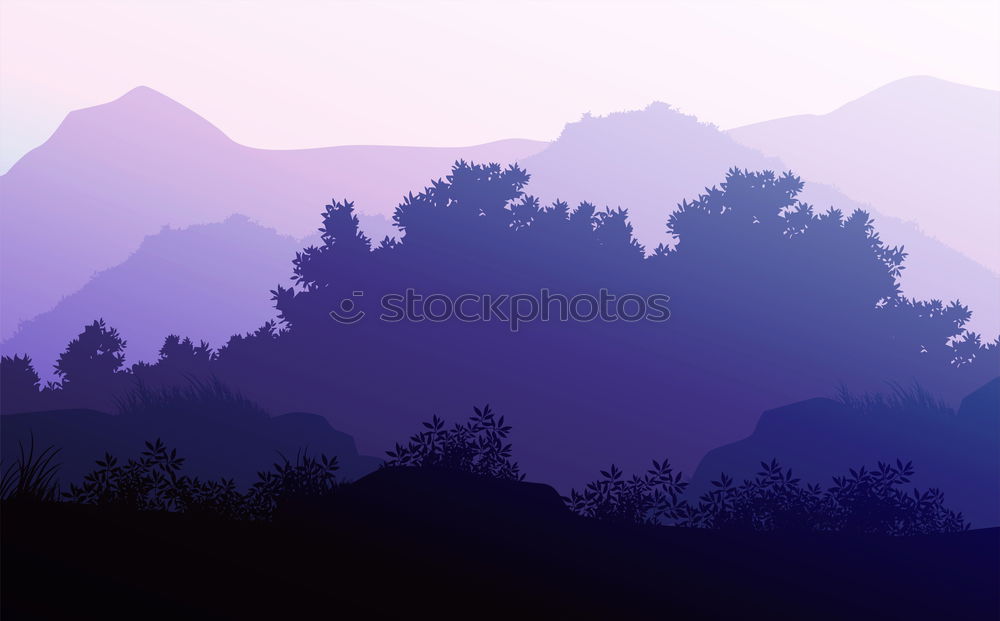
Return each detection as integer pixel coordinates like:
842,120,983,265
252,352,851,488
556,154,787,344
562,459,688,526
385,404,524,481
64,439,341,521
567,457,969,535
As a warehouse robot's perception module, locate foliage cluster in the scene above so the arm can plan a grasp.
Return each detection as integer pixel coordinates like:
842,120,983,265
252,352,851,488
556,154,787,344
385,405,523,481
59,439,340,521
567,458,969,535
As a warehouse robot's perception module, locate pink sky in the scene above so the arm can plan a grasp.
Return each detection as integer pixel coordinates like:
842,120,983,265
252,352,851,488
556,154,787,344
1,0,998,172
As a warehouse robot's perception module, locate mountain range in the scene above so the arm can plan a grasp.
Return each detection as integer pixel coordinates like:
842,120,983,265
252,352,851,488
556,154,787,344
521,91,998,338
729,76,1000,275
1,215,302,378
0,86,545,341
2,78,997,374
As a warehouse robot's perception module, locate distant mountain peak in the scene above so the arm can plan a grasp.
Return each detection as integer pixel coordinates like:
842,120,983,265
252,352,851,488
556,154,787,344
831,75,999,117
871,74,994,93
553,100,725,150
115,85,179,104
114,84,174,101
52,85,230,146
879,74,952,88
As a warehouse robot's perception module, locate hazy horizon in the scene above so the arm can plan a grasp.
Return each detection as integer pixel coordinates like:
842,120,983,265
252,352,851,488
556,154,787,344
2,0,998,173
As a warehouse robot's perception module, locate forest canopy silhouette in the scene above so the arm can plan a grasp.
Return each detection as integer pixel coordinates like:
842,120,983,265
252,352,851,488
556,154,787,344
2,162,996,485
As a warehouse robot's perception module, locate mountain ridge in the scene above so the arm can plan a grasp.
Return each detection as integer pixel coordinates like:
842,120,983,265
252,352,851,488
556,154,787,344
3,79,996,356
728,75,1000,275
521,99,999,336
5,85,545,177
0,87,547,339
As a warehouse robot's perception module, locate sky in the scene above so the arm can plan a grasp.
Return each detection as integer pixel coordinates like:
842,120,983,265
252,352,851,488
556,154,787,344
1,0,998,173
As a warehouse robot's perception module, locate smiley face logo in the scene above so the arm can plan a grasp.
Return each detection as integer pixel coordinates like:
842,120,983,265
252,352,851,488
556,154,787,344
329,291,366,324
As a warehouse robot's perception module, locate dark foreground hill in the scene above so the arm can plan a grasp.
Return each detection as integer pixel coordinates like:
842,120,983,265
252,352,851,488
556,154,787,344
3,467,997,619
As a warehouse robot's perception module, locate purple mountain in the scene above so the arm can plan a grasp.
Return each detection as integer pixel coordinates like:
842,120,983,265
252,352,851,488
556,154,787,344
0,86,546,340
1,215,303,379
729,76,1000,275
522,101,999,337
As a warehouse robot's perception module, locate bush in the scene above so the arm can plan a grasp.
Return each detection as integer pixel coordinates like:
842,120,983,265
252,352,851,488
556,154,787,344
63,439,340,521
385,404,523,481
54,319,127,387
245,451,341,518
568,458,970,535
562,460,688,526
33,409,973,536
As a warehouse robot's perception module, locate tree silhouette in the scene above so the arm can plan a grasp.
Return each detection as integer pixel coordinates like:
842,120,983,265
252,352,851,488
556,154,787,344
158,334,214,366
54,319,127,388
291,198,372,291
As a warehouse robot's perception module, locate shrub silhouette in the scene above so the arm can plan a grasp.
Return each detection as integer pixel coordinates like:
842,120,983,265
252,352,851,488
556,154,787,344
562,459,688,526
290,198,372,293
0,435,61,502
384,405,524,481
568,457,970,535
150,334,216,375
158,335,215,366
245,451,341,518
64,439,340,521
65,438,189,512
54,319,127,388
695,459,968,535
213,320,283,365
9,404,975,536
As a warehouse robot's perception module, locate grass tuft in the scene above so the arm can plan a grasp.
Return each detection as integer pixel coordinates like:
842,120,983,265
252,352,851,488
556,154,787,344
1,434,61,502
116,375,269,420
